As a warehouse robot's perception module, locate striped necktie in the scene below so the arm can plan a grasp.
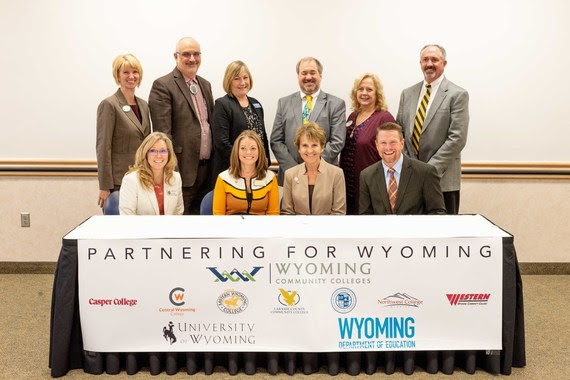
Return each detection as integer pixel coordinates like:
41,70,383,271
412,83,431,156
388,168,398,212
302,95,313,124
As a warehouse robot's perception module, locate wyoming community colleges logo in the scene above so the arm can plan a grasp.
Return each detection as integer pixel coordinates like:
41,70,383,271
331,288,357,314
162,321,176,345
207,267,263,282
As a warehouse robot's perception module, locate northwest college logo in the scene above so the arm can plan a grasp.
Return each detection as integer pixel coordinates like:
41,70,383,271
378,293,423,308
331,288,357,314
163,321,177,345
446,293,491,306
217,289,249,314
207,267,263,282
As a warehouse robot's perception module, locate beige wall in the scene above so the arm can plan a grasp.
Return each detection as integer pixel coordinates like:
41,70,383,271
0,176,568,262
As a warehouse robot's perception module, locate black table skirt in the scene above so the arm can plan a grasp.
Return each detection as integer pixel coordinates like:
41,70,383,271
49,237,526,377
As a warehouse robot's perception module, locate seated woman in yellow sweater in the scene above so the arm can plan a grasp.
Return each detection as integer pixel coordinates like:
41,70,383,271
213,130,279,215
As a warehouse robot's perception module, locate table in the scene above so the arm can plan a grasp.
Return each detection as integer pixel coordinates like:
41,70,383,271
49,215,526,377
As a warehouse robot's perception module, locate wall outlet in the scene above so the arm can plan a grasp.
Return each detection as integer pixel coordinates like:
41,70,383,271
21,212,30,227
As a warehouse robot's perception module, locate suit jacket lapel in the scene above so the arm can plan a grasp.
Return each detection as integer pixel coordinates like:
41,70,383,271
297,165,310,214
375,164,392,214
423,78,448,132
146,185,160,215
309,91,326,123
394,156,412,213
115,89,145,136
292,93,303,125
173,68,199,119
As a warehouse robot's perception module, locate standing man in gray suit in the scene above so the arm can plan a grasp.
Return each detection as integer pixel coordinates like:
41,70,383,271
359,122,446,215
149,37,214,214
396,44,469,214
270,57,346,184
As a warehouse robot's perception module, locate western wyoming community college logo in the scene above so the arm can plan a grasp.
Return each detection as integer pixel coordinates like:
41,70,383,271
217,290,248,314
207,267,263,282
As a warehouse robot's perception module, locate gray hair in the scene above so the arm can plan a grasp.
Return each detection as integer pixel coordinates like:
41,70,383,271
420,44,447,60
296,57,323,74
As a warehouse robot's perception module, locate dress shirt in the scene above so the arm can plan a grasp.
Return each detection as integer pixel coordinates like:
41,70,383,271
381,154,404,190
185,77,212,160
415,75,445,117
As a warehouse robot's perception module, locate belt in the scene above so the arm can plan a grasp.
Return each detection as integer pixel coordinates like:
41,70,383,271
198,159,209,166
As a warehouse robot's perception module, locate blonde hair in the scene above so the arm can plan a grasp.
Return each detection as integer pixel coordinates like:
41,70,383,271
222,61,253,95
127,132,178,190
228,130,268,179
294,122,326,149
350,73,387,113
112,54,143,87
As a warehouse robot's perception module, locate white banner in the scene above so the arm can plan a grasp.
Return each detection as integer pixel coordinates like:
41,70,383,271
78,235,502,352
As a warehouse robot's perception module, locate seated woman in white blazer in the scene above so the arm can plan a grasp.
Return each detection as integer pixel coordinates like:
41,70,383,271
119,132,184,215
281,122,346,215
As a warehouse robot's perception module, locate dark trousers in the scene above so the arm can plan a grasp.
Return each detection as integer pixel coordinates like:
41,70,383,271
443,190,460,215
182,162,212,215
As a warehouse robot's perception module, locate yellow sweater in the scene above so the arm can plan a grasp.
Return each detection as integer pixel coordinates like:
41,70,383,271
213,170,279,215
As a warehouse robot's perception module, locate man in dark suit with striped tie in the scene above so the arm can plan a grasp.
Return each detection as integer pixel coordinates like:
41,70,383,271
359,122,446,215
396,44,469,214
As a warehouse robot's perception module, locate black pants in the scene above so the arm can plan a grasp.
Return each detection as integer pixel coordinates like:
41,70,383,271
182,162,212,215
443,190,460,215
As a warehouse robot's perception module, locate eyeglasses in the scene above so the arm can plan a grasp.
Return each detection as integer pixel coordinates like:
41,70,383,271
148,149,169,156
177,51,201,59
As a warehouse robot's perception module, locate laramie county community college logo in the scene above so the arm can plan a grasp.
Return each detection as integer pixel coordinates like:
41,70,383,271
207,267,263,282
217,290,249,314
278,288,300,306
162,321,177,345
331,288,357,314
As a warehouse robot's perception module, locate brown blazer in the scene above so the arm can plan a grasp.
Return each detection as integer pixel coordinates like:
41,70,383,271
149,68,214,187
281,159,346,215
96,89,151,190
359,155,446,215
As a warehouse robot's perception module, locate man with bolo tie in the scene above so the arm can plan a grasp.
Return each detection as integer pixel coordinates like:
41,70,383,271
149,37,215,214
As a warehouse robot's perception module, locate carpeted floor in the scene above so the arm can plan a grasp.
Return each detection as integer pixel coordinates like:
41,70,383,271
0,274,568,379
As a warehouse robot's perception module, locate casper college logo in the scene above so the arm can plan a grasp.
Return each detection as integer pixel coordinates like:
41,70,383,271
331,288,357,314
162,321,176,345
217,289,248,314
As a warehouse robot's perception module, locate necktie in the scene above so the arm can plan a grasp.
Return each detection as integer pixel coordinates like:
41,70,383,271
412,83,431,156
302,95,313,124
388,168,398,212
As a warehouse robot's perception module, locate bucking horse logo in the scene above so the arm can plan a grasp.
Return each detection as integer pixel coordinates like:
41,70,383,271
163,321,176,345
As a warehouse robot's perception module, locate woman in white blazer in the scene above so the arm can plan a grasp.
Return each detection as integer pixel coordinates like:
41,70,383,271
119,132,184,215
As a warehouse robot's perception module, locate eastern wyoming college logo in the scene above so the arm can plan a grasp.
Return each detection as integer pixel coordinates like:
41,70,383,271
163,321,177,345
207,267,263,282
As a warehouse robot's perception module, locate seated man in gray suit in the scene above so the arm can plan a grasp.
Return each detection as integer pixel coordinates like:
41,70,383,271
270,57,346,185
396,44,469,214
359,122,446,215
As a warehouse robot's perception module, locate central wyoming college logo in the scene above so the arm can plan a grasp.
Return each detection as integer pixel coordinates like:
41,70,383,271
169,287,185,306
163,321,176,345
207,267,263,282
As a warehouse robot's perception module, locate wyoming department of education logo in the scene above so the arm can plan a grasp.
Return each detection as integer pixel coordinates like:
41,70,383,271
207,267,263,282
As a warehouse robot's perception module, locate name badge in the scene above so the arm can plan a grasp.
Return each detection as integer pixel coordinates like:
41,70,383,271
167,190,179,196
122,105,131,112
252,103,262,109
